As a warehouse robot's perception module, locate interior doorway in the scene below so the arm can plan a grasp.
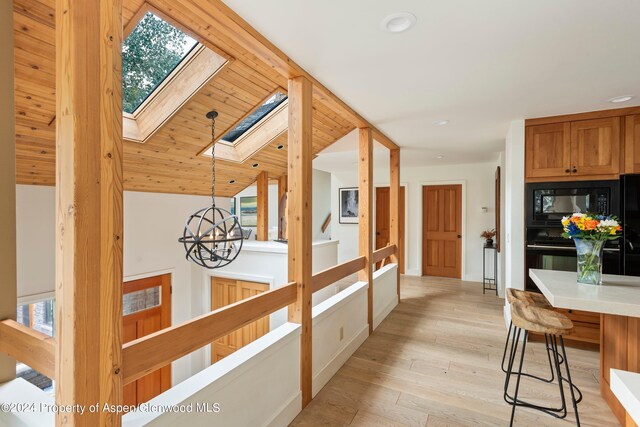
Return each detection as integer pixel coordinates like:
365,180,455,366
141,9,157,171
211,277,270,363
375,186,405,273
123,273,172,406
422,184,462,278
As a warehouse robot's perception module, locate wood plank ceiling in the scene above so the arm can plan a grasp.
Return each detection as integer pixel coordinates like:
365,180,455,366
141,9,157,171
13,0,356,197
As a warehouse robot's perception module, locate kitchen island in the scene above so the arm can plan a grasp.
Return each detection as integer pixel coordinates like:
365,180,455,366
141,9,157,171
529,269,640,426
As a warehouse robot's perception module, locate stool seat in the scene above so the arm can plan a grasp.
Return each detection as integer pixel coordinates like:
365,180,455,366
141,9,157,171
510,301,573,336
506,288,552,309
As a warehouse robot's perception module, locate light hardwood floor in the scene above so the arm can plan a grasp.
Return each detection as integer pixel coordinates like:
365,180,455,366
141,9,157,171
291,275,618,426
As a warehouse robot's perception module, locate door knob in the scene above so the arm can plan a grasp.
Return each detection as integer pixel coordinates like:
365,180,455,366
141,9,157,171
457,235,462,238
565,169,570,173
572,168,577,173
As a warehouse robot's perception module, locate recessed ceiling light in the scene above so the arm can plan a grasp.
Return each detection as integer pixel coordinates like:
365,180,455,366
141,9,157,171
276,144,284,150
380,12,417,33
435,155,445,159
228,179,236,184
433,120,449,126
252,163,259,168
609,95,634,103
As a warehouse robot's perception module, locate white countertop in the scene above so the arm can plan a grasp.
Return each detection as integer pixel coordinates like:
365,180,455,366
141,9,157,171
529,269,640,317
241,239,338,254
611,369,640,424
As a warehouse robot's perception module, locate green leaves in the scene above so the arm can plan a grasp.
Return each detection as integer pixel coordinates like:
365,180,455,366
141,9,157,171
122,13,197,113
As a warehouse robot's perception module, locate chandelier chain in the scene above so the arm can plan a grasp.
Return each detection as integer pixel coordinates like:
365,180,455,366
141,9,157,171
210,114,216,207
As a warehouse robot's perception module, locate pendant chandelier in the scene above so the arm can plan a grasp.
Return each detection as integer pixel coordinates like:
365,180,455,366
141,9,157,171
178,110,243,269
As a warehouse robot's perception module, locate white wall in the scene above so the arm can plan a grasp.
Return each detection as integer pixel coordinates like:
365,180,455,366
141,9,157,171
504,120,525,293
331,161,498,282
123,323,302,427
234,168,332,241
14,185,230,385
372,265,398,329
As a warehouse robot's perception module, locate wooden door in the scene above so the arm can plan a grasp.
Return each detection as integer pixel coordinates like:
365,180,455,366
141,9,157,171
123,274,171,407
625,115,640,173
570,117,620,176
375,187,405,273
211,277,270,363
422,185,462,278
525,123,571,179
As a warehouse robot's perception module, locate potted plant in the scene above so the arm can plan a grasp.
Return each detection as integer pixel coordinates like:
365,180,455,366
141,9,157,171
481,228,496,247
561,213,622,285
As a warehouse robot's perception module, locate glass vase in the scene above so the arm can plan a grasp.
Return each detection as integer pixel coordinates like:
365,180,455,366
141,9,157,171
574,238,605,285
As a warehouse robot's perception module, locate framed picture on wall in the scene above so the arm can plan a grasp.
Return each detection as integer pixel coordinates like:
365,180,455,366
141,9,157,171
339,187,359,224
230,197,236,216
239,196,257,227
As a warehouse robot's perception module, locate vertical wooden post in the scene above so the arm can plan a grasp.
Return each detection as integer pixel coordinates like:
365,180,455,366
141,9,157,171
389,148,401,302
287,76,313,408
256,171,269,241
278,175,288,240
0,0,17,383
55,0,123,425
358,128,374,334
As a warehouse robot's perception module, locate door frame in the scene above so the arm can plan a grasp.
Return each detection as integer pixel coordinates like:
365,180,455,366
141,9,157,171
418,180,466,280
373,184,408,274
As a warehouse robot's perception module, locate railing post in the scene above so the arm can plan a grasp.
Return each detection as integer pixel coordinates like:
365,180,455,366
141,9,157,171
278,175,288,240
358,128,374,333
287,76,313,407
0,0,17,384
389,148,401,301
257,171,269,241
55,0,124,424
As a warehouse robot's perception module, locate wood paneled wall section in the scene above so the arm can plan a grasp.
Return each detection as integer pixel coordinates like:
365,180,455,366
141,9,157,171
12,0,359,197
0,0,17,383
55,0,124,424
256,171,268,240
286,76,313,408
358,128,374,333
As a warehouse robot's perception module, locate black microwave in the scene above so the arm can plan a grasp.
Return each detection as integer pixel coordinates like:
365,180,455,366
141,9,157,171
525,180,620,228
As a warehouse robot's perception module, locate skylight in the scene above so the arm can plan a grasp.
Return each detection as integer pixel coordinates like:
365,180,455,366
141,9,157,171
221,92,288,143
122,12,198,114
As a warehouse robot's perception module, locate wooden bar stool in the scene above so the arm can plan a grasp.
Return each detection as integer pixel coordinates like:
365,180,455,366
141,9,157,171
501,288,555,378
505,301,581,426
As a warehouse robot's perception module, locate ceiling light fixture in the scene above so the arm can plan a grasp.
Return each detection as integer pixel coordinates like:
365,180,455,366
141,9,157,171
228,179,236,184
252,163,259,168
433,120,449,126
276,144,284,150
178,110,243,269
435,155,445,159
609,95,634,103
380,12,417,33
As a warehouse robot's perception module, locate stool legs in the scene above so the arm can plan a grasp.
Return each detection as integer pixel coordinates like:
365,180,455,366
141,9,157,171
509,330,529,426
505,328,581,426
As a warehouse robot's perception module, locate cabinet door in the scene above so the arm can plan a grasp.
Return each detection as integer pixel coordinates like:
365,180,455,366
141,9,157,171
525,123,571,179
625,115,640,173
570,117,620,176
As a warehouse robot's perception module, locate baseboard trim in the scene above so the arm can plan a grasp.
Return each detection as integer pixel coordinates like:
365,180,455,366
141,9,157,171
265,391,302,427
374,297,398,330
312,325,369,397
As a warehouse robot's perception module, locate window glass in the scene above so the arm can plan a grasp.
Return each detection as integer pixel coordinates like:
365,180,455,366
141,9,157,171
221,92,288,143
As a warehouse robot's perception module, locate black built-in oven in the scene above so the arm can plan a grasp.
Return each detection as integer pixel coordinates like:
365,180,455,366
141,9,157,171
525,180,621,292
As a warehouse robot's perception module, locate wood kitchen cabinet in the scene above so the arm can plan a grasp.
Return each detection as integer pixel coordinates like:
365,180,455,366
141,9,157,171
625,114,640,173
570,117,620,176
525,123,572,179
525,116,621,181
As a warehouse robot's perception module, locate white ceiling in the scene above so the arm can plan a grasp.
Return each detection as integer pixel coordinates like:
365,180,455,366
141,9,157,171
224,0,640,169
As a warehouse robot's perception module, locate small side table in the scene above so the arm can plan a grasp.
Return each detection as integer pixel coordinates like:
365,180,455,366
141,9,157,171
483,244,498,295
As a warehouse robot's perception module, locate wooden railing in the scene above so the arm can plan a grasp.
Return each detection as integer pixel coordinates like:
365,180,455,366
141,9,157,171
122,282,297,384
0,245,399,391
312,256,366,293
372,244,397,265
0,319,55,379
